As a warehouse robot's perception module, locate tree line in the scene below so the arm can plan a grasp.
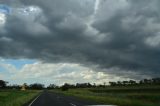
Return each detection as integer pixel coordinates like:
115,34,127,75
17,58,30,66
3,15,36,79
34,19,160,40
0,80,44,90
109,78,160,86
0,78,160,90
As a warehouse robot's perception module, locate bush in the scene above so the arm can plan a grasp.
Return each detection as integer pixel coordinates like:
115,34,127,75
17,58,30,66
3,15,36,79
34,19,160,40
61,83,69,91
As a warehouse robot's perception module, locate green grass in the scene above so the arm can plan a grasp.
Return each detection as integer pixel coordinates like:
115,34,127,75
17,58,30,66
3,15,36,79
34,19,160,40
53,86,160,106
0,90,41,106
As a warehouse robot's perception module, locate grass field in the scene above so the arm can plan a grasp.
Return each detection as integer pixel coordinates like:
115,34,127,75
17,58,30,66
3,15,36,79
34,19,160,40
0,90,40,106
53,85,160,106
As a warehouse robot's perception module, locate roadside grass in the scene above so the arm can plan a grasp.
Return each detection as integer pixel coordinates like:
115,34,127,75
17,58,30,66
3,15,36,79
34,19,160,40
53,86,160,106
0,90,41,106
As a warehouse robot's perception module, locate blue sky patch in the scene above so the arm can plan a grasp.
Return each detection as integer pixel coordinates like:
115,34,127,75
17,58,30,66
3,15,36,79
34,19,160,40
2,59,36,69
0,66,5,72
0,4,11,14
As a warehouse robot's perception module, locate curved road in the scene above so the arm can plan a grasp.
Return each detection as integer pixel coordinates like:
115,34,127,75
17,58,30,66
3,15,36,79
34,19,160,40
27,90,103,106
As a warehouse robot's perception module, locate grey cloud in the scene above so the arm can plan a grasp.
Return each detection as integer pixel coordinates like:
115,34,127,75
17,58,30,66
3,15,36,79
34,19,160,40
0,0,160,79
92,0,160,76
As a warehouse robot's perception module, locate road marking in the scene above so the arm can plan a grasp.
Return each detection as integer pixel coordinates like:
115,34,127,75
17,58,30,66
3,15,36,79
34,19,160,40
70,103,77,106
28,94,41,106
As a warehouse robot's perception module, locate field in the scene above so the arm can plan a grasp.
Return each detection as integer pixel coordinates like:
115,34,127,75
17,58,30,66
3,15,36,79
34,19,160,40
53,85,160,106
0,90,40,106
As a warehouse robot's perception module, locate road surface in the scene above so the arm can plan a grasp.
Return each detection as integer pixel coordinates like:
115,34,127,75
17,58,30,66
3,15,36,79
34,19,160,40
26,90,103,106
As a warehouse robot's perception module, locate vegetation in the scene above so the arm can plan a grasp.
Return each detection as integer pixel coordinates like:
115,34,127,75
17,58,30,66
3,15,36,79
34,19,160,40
0,80,43,106
0,78,160,106
29,83,44,90
109,78,160,86
51,78,160,106
0,80,8,88
0,90,40,106
53,86,160,106
47,84,58,89
1,82,45,90
46,78,160,90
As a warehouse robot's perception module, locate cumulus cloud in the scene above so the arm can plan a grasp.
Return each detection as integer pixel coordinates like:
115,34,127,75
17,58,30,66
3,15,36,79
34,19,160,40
0,0,160,80
1,61,129,85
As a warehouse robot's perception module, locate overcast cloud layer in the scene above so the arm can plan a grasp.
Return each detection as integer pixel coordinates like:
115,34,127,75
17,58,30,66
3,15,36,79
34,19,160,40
0,0,160,80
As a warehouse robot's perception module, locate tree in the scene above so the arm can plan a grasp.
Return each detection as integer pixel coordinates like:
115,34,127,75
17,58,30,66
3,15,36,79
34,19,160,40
93,83,96,88
8,84,21,89
144,79,152,84
140,79,152,85
47,84,57,89
117,81,122,86
76,83,92,88
61,83,70,91
29,83,44,90
103,82,106,87
129,80,136,85
152,78,160,84
0,80,8,88
122,81,129,86
109,82,117,86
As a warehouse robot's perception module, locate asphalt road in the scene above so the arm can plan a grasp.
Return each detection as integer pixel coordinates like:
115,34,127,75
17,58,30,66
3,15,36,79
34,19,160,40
27,90,101,106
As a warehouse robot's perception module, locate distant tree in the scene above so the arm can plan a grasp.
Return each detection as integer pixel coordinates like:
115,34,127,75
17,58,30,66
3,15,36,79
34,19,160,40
29,83,44,90
117,81,122,86
8,84,21,89
108,80,137,86
87,83,92,88
93,83,96,88
0,80,8,88
47,84,57,89
138,78,160,85
76,83,92,88
152,78,160,84
140,79,152,85
139,80,143,85
103,82,106,87
97,84,105,87
144,79,152,84
129,80,137,85
109,82,117,86
61,83,70,91
122,81,129,86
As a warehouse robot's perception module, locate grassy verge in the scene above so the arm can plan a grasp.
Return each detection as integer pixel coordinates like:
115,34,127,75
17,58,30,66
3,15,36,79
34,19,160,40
0,90,41,106
52,86,160,106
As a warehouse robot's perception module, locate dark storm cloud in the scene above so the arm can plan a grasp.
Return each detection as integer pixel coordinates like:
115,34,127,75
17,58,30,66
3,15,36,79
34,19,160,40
0,0,160,78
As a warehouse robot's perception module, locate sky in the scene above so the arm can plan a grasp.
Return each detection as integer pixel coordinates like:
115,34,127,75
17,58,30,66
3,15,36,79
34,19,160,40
0,0,160,86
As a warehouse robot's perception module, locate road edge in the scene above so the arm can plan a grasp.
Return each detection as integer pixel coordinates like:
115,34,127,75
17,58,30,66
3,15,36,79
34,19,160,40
28,94,41,106
23,92,42,106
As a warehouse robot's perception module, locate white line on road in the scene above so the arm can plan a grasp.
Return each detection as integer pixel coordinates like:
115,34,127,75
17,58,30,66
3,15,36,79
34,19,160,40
70,103,77,106
28,94,41,106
